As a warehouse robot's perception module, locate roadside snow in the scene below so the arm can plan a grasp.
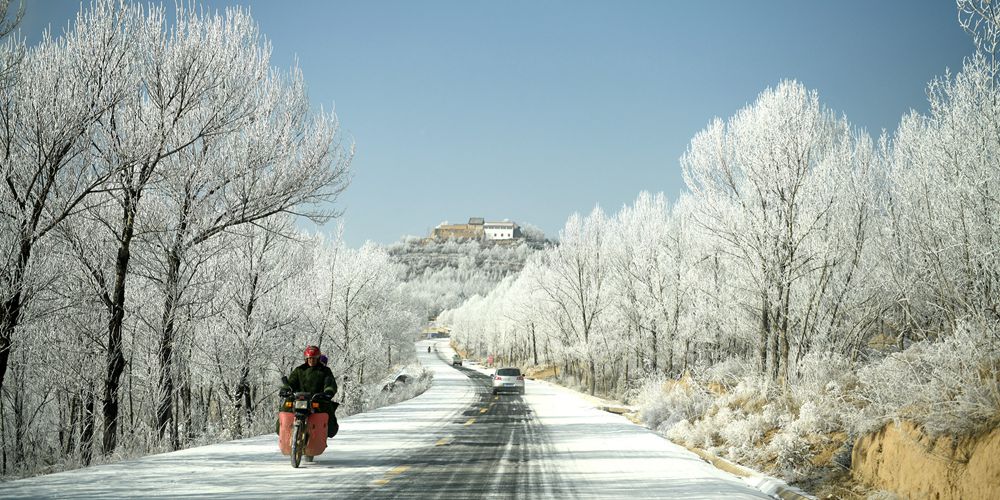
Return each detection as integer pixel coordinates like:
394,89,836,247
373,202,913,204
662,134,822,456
0,342,476,499
2,341,772,499
467,362,770,498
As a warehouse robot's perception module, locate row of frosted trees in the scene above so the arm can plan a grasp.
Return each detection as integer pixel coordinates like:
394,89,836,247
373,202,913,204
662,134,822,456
442,49,999,413
0,2,421,477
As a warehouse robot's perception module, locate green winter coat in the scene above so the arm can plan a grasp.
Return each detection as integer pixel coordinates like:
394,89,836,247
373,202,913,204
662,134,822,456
281,363,338,414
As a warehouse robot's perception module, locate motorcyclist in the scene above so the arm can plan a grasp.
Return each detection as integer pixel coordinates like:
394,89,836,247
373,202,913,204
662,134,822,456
281,345,339,438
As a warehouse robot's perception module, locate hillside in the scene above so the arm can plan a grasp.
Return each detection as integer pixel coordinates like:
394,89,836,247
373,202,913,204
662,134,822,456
386,236,548,318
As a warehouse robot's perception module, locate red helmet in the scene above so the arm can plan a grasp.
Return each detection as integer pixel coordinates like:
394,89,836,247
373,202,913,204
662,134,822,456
304,345,320,358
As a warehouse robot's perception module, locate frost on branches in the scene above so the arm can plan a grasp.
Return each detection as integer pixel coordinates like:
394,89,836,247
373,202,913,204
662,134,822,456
443,31,1000,487
0,0,424,480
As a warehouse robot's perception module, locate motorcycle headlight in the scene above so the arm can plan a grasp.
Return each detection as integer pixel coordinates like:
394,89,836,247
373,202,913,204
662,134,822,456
294,400,309,410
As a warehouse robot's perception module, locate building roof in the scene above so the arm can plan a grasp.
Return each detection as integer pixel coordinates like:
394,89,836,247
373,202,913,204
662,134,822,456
468,217,485,225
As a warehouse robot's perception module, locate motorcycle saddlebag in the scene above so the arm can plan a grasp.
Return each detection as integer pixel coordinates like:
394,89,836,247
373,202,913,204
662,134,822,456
278,412,329,457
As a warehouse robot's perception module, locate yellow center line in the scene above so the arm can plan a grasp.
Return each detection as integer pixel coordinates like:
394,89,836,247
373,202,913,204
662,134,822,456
435,436,452,446
464,418,476,426
372,465,411,486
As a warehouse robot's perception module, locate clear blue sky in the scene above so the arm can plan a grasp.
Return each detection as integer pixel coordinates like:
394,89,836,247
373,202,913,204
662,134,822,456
25,1,972,246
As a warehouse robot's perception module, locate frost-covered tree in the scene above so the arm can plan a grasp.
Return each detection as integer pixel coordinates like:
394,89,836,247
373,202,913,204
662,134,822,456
144,57,350,447
199,217,303,438
609,192,694,375
305,242,419,411
888,54,1000,336
681,80,875,383
79,2,279,454
0,0,135,398
958,0,1000,77
532,208,611,394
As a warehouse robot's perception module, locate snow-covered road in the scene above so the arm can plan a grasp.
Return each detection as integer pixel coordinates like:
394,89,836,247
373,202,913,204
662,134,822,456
2,341,771,499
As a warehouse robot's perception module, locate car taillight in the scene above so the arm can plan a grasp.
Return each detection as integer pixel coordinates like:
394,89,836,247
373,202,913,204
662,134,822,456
517,376,524,380
495,376,501,380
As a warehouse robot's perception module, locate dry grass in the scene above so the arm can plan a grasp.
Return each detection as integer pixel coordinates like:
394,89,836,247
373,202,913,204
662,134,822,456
524,364,559,380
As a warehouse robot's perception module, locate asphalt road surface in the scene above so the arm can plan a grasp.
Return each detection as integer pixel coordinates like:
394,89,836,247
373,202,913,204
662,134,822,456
2,341,771,499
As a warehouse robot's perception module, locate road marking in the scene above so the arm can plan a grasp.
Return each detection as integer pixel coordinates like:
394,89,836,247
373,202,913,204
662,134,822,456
479,407,488,414
487,428,517,494
435,436,452,446
464,418,476,426
372,465,410,486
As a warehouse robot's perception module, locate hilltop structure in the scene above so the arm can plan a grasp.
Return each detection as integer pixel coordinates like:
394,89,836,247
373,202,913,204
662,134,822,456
431,217,522,242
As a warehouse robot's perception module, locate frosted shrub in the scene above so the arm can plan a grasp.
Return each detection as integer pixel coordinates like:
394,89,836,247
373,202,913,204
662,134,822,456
717,375,774,412
637,374,712,431
666,419,696,446
767,432,813,478
665,413,719,449
719,412,769,458
857,322,1000,435
702,358,754,386
794,350,857,397
761,401,789,426
788,400,839,436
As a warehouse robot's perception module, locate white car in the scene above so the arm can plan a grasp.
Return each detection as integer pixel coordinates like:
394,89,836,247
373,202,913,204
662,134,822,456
491,367,525,395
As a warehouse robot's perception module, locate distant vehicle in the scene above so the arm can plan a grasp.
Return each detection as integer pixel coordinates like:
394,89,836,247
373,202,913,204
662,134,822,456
491,367,525,395
452,354,462,366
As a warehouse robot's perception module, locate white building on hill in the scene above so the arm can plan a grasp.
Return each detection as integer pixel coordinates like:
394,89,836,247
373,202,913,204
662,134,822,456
484,221,519,241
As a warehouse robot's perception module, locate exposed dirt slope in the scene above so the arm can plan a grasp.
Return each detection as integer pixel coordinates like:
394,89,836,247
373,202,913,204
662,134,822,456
853,421,1000,500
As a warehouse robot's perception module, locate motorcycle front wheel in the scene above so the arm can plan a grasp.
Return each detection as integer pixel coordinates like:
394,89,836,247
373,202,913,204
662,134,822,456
290,421,305,468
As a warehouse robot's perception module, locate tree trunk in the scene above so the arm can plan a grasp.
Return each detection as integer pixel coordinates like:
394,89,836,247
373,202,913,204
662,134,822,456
182,378,194,443
683,339,690,373
650,326,658,372
102,196,138,455
157,247,182,450
0,238,32,396
778,281,791,385
65,394,79,455
588,357,596,395
12,381,23,466
1,385,7,474
81,390,95,466
759,291,770,375
530,323,538,365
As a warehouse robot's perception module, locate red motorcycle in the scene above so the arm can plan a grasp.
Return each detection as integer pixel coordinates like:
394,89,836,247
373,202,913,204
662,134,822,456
278,378,337,468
